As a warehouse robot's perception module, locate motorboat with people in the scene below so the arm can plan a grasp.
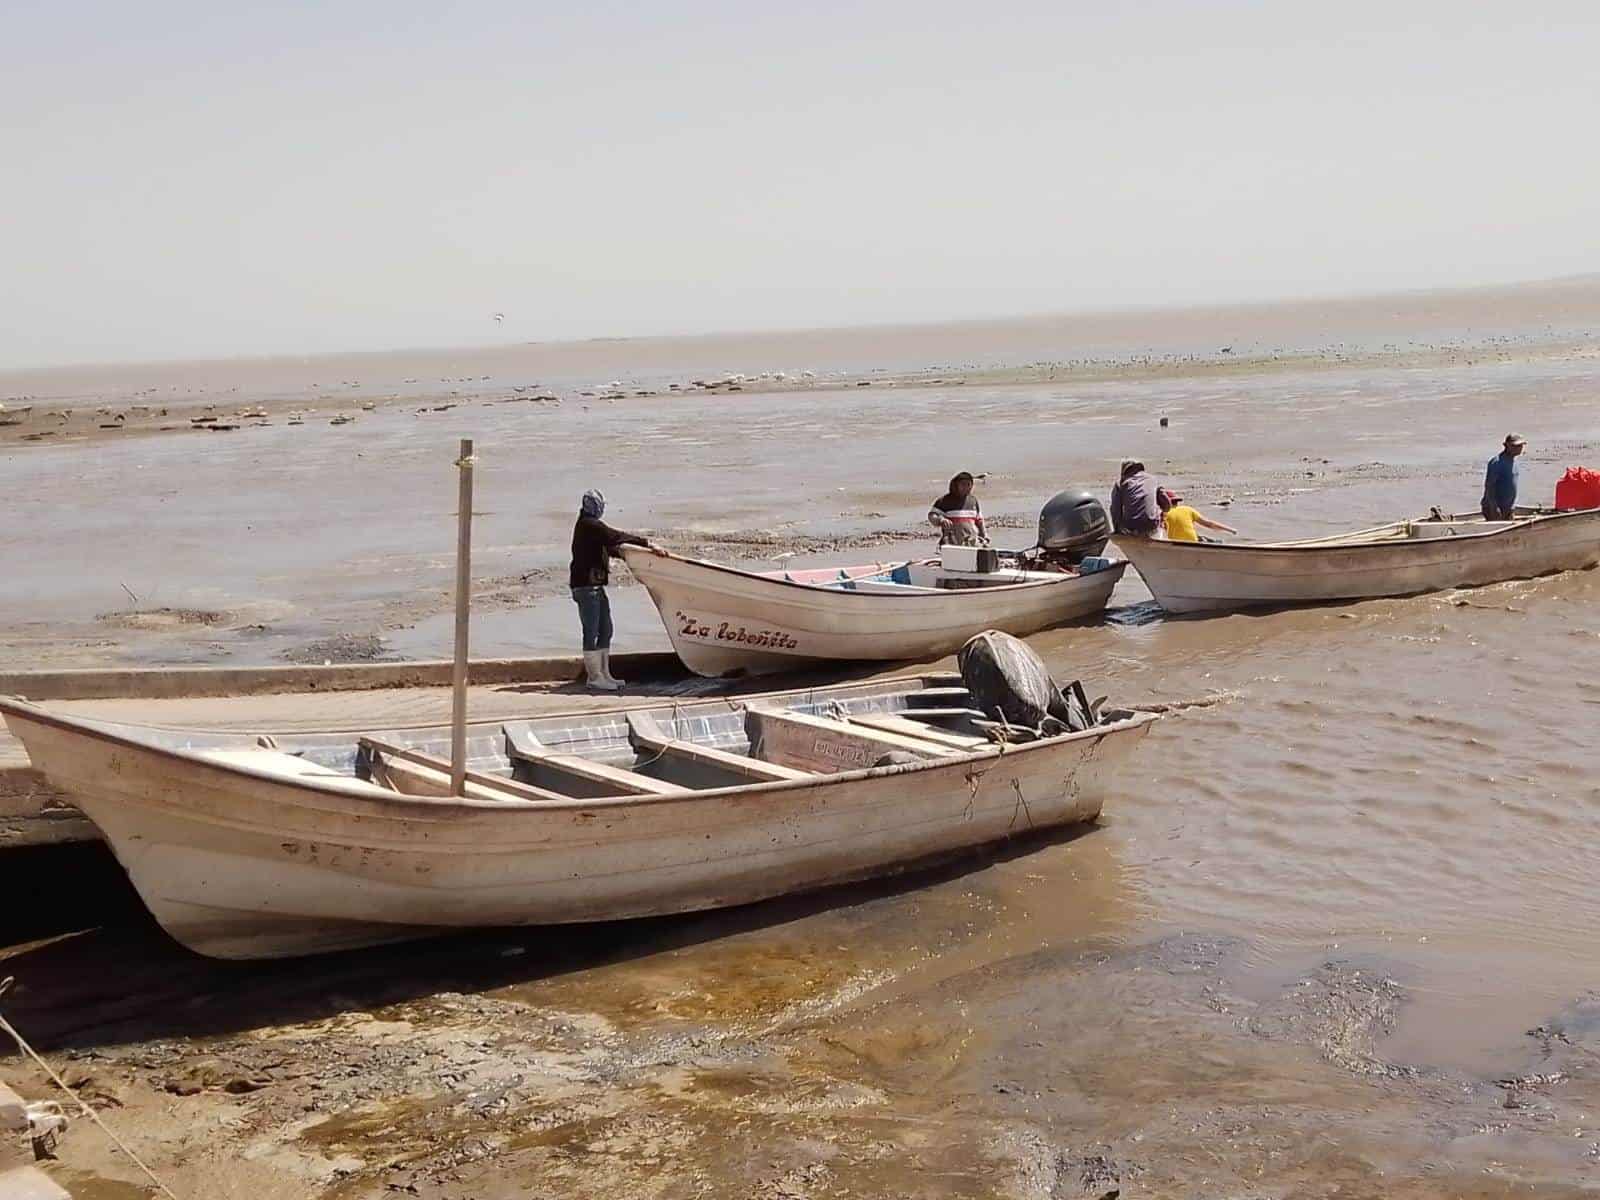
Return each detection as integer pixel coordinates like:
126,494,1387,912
624,488,1126,677
1117,506,1600,614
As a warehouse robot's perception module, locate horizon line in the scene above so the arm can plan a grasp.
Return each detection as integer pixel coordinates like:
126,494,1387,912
4,268,1598,378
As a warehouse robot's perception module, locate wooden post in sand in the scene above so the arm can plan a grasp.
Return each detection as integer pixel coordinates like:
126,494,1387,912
450,438,475,796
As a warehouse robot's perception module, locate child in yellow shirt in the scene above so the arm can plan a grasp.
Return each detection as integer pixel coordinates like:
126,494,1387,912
1157,488,1237,542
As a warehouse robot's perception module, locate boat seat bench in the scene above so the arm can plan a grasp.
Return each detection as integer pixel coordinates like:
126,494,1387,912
358,737,569,803
907,687,972,703
199,748,351,779
743,705,960,774
846,713,990,750
625,711,811,783
503,723,690,798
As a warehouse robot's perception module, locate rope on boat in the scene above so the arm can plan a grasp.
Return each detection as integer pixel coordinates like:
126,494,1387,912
1008,776,1035,831
633,700,688,770
1126,694,1235,713
0,976,184,1200
964,733,1011,800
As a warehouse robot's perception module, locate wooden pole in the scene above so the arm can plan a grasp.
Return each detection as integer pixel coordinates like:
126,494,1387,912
450,438,475,796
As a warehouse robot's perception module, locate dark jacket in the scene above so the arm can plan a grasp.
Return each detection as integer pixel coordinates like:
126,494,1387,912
570,514,648,588
1110,471,1160,535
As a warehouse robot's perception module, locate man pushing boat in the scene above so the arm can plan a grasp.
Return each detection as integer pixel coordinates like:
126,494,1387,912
570,489,666,691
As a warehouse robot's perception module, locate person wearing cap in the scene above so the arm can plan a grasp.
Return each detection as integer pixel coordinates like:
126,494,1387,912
569,489,667,692
1109,459,1161,537
928,472,987,545
1157,487,1237,542
1481,435,1526,521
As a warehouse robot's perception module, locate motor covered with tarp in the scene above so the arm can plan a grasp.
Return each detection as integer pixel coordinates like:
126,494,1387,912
957,630,1097,738
1036,488,1110,563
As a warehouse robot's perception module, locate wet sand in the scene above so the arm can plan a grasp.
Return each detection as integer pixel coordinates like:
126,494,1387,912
5,281,1600,1196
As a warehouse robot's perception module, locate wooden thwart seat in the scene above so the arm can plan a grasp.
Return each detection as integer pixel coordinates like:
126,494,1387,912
907,687,973,704
359,737,567,803
626,711,811,783
503,723,688,797
846,712,990,750
744,705,959,775
200,748,351,779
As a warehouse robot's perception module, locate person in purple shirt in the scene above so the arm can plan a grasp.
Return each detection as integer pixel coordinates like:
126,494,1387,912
1109,459,1161,536
1481,434,1526,521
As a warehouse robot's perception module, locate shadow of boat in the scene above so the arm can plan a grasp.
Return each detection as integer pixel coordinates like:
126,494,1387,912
0,823,1099,1053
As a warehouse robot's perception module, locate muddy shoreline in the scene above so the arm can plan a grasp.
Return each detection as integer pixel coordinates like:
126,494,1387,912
6,286,1600,1196
5,843,1600,1198
3,334,1593,454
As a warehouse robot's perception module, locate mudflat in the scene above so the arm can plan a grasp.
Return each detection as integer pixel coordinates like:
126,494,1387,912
3,279,1600,1197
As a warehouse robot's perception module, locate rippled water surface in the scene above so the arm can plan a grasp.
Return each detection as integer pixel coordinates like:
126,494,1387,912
1023,566,1600,1073
5,326,1600,1193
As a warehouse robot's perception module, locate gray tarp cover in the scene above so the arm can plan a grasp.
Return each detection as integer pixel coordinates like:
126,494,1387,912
957,630,1088,732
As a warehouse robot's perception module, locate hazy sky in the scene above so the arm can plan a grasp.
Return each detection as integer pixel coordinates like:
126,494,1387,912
6,2,1599,366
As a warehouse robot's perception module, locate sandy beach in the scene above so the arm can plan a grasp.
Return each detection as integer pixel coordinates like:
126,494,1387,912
5,279,1600,1197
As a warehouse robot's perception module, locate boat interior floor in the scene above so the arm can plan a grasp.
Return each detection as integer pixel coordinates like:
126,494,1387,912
768,562,1082,592
342,684,1028,801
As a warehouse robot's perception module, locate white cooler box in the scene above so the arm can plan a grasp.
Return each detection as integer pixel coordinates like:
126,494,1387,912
939,544,1000,573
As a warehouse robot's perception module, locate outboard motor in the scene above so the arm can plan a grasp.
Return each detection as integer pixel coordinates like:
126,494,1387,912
958,630,1096,736
1036,488,1110,565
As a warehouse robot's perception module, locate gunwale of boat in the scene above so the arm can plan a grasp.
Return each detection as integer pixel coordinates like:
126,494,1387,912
1116,504,1600,616
1171,509,1584,553
0,683,1158,816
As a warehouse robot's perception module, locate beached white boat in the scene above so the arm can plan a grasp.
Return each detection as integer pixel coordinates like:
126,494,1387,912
1118,508,1600,614
0,676,1157,960
621,546,1127,677
0,651,694,849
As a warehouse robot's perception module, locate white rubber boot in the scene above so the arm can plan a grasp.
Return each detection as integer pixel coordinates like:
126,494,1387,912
584,650,622,692
599,649,625,690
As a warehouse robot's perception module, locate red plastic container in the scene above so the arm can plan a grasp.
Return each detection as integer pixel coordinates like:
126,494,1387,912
1555,467,1600,511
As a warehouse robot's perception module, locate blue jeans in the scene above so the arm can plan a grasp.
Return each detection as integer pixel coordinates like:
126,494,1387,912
571,586,613,652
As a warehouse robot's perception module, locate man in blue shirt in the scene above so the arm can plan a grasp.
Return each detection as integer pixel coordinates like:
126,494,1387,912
1481,434,1526,521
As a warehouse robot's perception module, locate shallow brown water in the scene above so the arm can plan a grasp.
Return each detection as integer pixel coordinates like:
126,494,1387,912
4,340,1597,663
4,301,1600,1194
1057,566,1600,1075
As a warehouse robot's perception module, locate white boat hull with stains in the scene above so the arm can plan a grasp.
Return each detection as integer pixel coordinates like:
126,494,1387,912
0,678,1156,960
622,548,1126,677
1117,509,1600,614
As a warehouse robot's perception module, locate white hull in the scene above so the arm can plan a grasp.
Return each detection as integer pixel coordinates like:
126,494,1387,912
622,548,1126,676
1118,509,1600,614
1,684,1156,960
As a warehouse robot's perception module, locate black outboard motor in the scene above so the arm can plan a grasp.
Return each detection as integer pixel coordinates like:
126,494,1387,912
1036,488,1110,565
